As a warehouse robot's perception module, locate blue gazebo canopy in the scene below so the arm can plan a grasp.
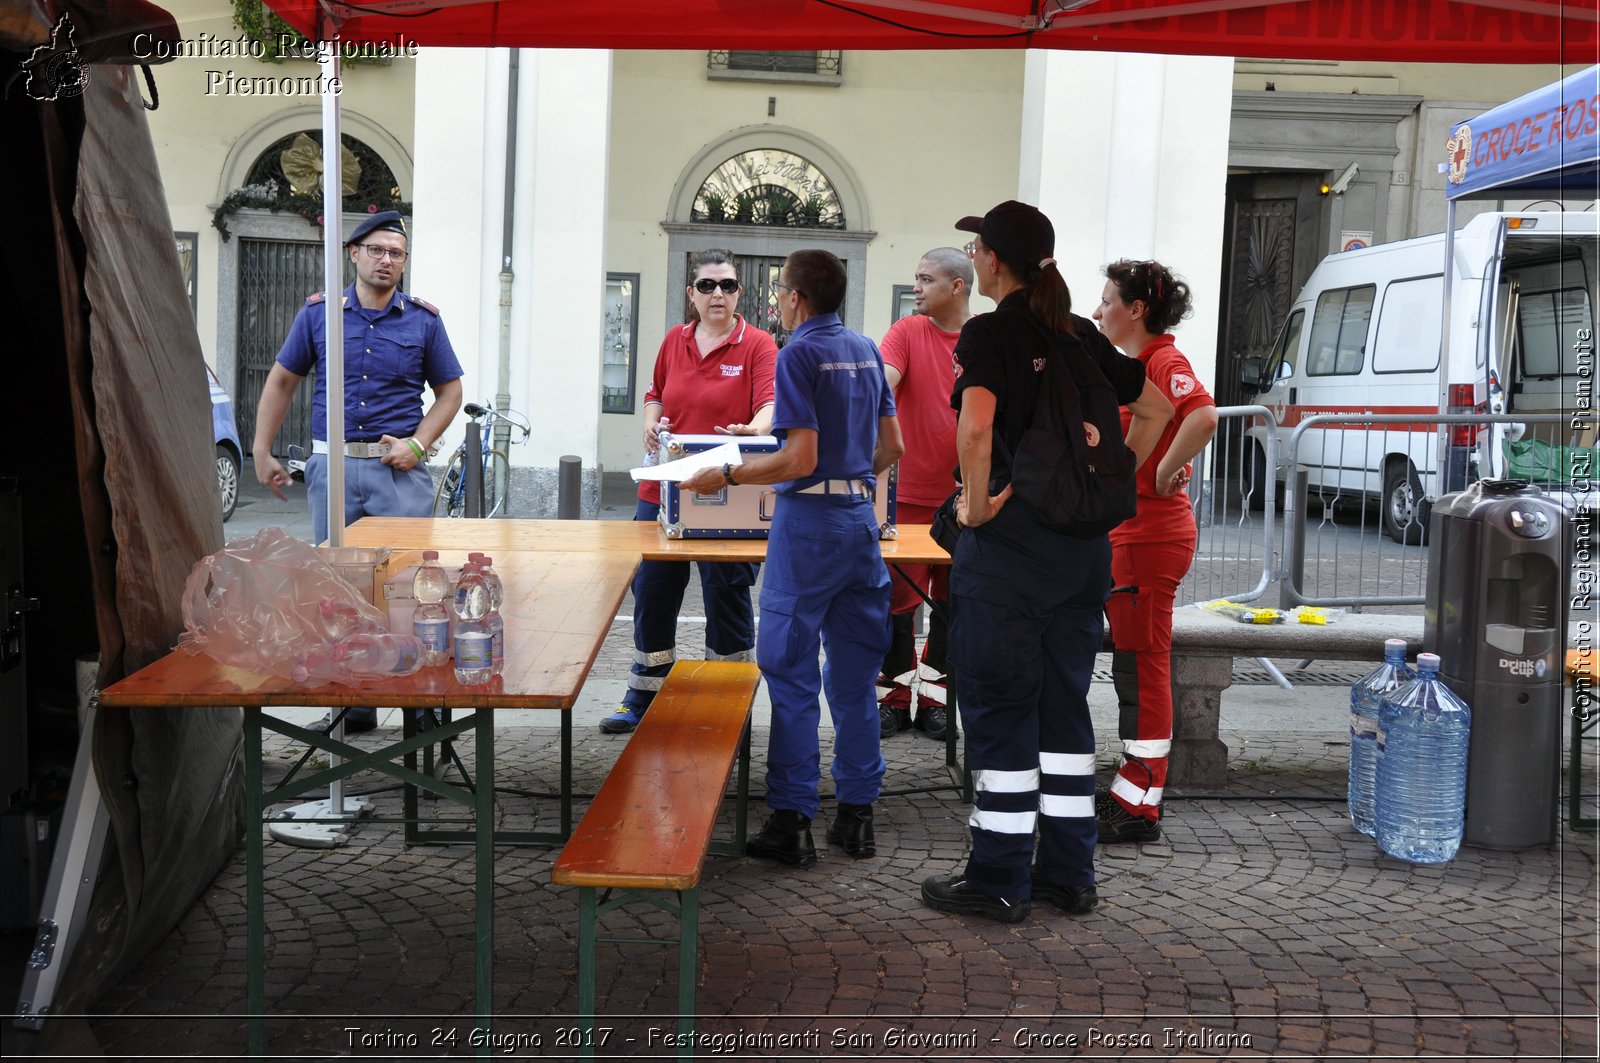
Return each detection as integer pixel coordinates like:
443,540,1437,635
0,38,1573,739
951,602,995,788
1446,65,1600,201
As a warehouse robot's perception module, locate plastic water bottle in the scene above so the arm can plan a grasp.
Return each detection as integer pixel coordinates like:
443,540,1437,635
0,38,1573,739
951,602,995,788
453,562,494,685
331,632,425,676
292,634,423,685
1347,638,1413,837
317,597,364,642
291,646,341,686
411,550,452,667
476,555,506,676
1375,652,1472,864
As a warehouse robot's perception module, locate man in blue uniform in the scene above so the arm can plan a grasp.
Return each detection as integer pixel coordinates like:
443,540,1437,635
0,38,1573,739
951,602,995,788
682,250,903,867
254,210,464,730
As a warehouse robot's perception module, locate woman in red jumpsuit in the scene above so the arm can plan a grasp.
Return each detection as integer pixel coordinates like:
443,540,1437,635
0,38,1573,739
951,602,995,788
1092,260,1219,844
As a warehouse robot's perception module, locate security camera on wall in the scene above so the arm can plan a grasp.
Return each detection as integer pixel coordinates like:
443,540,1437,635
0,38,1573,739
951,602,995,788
1322,163,1360,196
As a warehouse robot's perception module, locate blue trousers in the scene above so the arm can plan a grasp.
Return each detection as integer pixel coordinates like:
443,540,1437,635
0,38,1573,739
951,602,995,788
947,500,1111,898
758,494,892,819
623,499,758,712
306,453,434,546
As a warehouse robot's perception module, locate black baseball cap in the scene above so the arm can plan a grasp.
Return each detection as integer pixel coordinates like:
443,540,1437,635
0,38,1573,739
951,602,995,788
347,210,408,246
955,200,1054,265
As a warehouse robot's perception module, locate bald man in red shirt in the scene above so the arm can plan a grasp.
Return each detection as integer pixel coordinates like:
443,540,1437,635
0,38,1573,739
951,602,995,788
876,247,973,742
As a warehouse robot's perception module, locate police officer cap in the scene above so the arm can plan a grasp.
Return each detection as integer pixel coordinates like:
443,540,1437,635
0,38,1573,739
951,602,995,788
955,200,1053,266
347,210,408,246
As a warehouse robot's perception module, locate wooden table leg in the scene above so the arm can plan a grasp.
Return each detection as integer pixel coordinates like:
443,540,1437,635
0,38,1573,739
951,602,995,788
561,710,573,838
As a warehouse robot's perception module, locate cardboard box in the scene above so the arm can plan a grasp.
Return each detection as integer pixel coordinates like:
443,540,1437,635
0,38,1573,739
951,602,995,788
658,433,896,539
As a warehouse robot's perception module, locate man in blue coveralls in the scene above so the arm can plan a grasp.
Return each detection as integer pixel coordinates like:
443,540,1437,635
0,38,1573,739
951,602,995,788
682,250,903,867
254,210,464,731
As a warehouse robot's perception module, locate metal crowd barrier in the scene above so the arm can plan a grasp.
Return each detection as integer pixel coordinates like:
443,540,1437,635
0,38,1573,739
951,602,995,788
1177,409,1588,613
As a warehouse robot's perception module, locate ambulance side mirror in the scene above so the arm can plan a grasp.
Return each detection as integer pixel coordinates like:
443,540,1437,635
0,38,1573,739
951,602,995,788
1238,356,1267,393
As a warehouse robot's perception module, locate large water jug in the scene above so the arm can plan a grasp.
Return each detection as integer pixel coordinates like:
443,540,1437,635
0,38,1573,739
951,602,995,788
1348,638,1412,837
1375,652,1472,864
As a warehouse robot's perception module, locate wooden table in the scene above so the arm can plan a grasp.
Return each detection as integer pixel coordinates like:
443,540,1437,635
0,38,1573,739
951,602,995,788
99,549,638,1059
345,515,951,565
349,518,966,790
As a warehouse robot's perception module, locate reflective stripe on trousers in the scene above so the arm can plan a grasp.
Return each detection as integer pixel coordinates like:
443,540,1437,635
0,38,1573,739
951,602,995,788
948,500,1109,898
1106,536,1195,819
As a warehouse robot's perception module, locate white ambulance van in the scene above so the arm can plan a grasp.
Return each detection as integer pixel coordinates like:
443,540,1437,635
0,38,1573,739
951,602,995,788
1238,210,1597,543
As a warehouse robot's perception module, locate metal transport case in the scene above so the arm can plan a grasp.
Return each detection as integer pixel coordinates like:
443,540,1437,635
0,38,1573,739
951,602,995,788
658,433,896,540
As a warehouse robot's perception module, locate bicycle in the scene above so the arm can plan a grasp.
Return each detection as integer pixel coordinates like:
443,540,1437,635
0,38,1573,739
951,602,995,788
433,402,531,518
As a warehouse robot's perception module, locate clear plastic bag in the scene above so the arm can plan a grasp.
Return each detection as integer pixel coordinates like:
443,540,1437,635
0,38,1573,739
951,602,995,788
1198,598,1286,624
1287,605,1344,625
177,528,422,686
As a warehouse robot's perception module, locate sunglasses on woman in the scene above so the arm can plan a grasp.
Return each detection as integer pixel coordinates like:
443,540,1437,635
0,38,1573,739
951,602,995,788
693,278,741,294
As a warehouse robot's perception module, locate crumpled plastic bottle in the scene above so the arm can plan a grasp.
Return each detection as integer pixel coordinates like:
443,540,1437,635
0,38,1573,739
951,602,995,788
291,632,425,686
318,597,365,642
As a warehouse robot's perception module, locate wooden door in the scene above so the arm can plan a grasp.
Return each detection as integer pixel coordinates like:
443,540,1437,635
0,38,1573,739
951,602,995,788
1215,173,1324,411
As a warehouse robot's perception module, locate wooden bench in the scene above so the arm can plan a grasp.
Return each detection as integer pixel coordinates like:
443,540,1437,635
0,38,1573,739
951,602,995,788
551,659,762,1058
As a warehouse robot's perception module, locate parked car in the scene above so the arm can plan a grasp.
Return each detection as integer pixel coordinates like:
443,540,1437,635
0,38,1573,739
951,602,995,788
208,366,243,521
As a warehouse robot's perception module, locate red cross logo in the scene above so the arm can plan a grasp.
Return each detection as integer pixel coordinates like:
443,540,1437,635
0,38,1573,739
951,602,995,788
1446,125,1472,186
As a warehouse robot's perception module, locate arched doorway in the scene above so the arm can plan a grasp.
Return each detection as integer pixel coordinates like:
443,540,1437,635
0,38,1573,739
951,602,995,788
662,127,875,347
683,148,846,346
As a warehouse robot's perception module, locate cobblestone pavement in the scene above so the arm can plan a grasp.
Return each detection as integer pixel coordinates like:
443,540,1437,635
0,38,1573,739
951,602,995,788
71,715,1599,1061
74,476,1597,1059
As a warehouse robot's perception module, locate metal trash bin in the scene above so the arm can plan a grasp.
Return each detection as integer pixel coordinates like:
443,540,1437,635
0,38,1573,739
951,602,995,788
1425,479,1568,849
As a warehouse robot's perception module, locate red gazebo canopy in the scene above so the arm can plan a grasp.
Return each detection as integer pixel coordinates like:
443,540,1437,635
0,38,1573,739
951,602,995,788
264,0,1597,65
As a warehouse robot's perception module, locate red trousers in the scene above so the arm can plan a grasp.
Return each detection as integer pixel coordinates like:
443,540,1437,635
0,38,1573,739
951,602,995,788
1105,536,1196,822
882,500,950,680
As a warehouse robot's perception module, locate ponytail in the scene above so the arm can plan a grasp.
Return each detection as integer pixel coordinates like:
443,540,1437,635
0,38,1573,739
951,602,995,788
1026,261,1075,338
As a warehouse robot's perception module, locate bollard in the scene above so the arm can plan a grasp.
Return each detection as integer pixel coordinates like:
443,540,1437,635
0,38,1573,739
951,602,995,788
557,455,582,519
1280,466,1308,608
463,420,484,518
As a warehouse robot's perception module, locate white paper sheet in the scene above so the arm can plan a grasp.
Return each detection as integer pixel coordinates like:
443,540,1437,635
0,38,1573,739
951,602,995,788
629,441,743,482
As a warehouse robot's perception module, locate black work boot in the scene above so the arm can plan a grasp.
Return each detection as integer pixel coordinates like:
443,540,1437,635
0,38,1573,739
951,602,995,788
826,802,876,858
747,809,817,867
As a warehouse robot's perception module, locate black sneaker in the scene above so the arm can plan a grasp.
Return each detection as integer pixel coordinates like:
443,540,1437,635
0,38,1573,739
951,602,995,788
1030,871,1099,915
913,702,949,741
920,875,1029,924
879,704,912,739
598,705,644,735
1096,793,1161,844
877,679,913,739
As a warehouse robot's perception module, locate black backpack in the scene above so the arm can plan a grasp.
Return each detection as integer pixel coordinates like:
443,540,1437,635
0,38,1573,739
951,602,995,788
1002,319,1138,537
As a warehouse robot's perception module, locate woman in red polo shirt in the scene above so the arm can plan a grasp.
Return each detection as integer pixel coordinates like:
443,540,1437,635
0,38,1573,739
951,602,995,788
1092,259,1219,843
600,249,779,734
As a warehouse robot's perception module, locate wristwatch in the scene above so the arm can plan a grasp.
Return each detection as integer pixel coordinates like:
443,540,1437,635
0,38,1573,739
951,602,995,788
722,462,737,486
